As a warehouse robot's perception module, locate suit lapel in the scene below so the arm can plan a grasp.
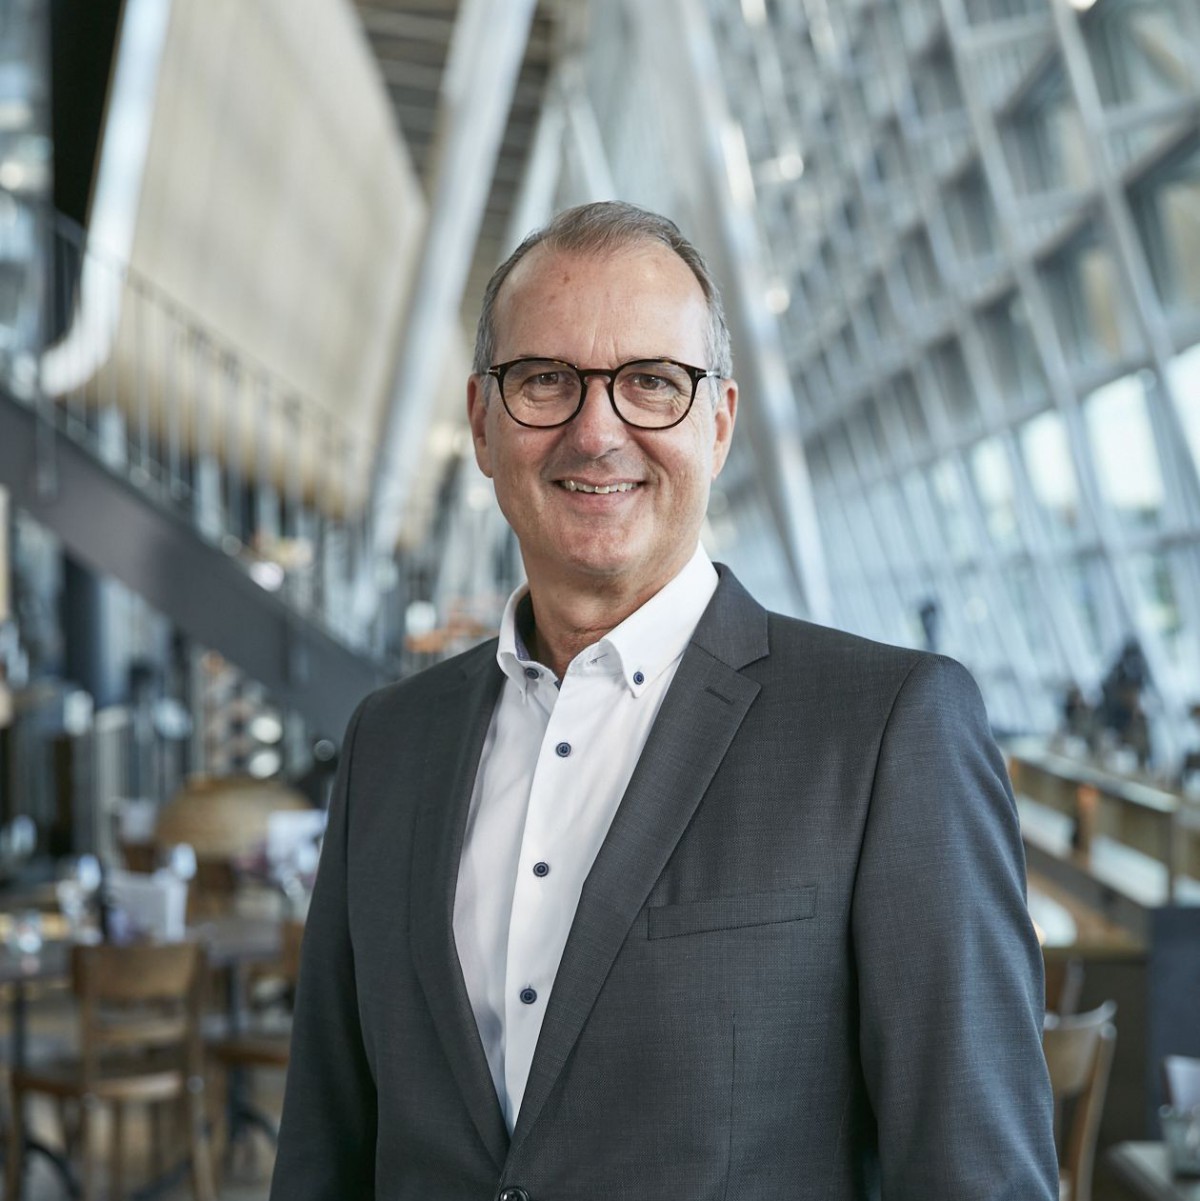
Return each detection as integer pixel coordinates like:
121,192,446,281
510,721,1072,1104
510,568,768,1151
410,649,510,1170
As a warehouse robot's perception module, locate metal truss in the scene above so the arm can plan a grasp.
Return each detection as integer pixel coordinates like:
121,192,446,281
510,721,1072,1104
694,0,1200,766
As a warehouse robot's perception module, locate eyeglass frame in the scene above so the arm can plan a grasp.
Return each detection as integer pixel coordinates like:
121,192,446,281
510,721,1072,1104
484,356,723,431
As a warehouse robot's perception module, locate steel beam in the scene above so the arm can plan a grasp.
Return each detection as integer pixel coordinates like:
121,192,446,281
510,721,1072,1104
368,0,537,560
560,59,617,204
630,0,832,623
501,72,566,256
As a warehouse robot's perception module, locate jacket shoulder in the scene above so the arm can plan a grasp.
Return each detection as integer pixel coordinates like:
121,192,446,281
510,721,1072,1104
763,612,979,703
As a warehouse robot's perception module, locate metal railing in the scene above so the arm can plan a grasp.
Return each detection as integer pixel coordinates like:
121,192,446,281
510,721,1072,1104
1,194,401,663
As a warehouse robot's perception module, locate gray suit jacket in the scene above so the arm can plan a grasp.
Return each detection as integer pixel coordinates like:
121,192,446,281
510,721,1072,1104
271,568,1058,1200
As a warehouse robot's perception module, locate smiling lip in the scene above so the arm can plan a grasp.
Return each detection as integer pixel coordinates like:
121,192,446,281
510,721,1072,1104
557,479,642,494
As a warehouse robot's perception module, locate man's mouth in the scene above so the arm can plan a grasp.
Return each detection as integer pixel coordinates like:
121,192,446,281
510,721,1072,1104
558,480,641,494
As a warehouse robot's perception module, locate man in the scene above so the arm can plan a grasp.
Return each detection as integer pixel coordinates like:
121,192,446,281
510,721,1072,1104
271,202,1057,1200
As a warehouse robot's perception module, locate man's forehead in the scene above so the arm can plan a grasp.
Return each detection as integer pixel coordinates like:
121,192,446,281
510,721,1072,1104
493,242,708,348
499,241,701,305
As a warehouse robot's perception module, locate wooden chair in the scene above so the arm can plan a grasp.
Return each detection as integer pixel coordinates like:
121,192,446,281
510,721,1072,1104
1044,955,1085,1018
1043,1000,1117,1201
5,941,216,1201
207,919,304,1159
1162,1054,1200,1109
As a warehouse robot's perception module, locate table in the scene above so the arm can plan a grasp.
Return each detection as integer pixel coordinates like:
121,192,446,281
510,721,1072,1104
1109,1142,1200,1201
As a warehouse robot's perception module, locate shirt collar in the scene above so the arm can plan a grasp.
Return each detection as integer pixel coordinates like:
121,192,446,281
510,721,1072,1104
496,544,718,697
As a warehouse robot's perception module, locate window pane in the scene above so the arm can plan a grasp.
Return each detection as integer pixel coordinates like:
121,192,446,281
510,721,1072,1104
979,293,1047,407
961,568,1001,669
1084,372,1166,532
815,489,855,578
1084,0,1192,107
1040,236,1134,367
868,482,917,565
1065,554,1122,664
930,338,980,432
944,167,998,263
1166,340,1200,477
970,437,1021,552
1008,563,1060,668
901,470,941,560
928,461,974,560
845,495,888,574
1131,551,1183,660
1020,409,1083,542
1000,62,1091,196
1131,142,1200,316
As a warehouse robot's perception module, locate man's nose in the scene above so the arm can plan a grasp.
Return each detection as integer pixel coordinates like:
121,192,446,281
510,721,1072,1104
566,375,627,451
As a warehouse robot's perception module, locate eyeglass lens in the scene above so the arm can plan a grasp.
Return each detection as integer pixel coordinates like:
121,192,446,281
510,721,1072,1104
500,359,697,428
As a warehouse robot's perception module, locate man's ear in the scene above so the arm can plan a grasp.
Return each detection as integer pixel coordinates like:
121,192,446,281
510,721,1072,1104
710,379,738,479
467,375,494,479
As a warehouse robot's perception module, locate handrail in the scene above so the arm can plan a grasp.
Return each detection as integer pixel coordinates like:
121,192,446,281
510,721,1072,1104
1007,738,1193,903
0,191,400,664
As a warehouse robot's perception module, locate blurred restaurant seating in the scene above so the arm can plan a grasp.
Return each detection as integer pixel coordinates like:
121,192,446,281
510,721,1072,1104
5,940,215,1201
206,917,304,1180
1045,1001,1119,1201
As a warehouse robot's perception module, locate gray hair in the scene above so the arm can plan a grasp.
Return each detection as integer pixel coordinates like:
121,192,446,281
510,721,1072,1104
472,200,733,380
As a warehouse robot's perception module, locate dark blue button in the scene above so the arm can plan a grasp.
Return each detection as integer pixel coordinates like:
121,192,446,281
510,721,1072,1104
519,987,537,1005
555,741,571,758
633,670,645,685
533,861,550,877
524,666,539,679
498,1188,530,1201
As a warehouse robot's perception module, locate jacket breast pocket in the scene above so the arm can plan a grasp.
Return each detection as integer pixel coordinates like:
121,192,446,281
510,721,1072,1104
646,885,817,940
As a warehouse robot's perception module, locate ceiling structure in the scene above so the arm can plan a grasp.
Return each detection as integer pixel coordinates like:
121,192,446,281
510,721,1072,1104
352,0,562,321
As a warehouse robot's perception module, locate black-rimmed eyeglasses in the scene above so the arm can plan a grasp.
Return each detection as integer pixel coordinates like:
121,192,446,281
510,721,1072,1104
486,357,721,430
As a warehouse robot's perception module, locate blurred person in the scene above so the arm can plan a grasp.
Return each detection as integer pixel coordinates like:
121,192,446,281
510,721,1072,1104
1100,636,1152,766
271,202,1057,1200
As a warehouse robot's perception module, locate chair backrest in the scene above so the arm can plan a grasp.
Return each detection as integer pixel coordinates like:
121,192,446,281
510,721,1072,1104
280,918,305,984
71,941,207,1082
1044,956,1084,1018
1043,1000,1117,1201
1163,1055,1200,1110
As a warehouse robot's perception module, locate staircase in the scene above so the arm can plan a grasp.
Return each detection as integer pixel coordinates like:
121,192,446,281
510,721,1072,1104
0,200,397,735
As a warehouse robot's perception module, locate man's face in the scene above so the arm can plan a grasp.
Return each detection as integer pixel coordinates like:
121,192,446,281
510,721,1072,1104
467,243,737,603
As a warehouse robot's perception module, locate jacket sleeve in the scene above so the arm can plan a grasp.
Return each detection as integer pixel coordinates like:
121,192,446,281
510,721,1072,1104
270,696,377,1200
852,655,1059,1200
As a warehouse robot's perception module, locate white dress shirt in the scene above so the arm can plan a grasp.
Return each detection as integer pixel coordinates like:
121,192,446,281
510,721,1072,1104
452,544,719,1131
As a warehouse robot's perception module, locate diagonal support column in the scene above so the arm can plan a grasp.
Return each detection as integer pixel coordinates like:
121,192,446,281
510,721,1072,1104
560,58,617,204
631,0,831,622
502,71,567,256
368,0,538,560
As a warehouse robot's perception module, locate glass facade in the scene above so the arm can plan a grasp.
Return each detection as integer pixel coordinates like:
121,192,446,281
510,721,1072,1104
672,0,1200,758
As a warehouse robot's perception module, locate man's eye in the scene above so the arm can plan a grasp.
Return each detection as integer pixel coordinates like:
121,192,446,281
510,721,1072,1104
630,373,670,391
531,373,564,387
